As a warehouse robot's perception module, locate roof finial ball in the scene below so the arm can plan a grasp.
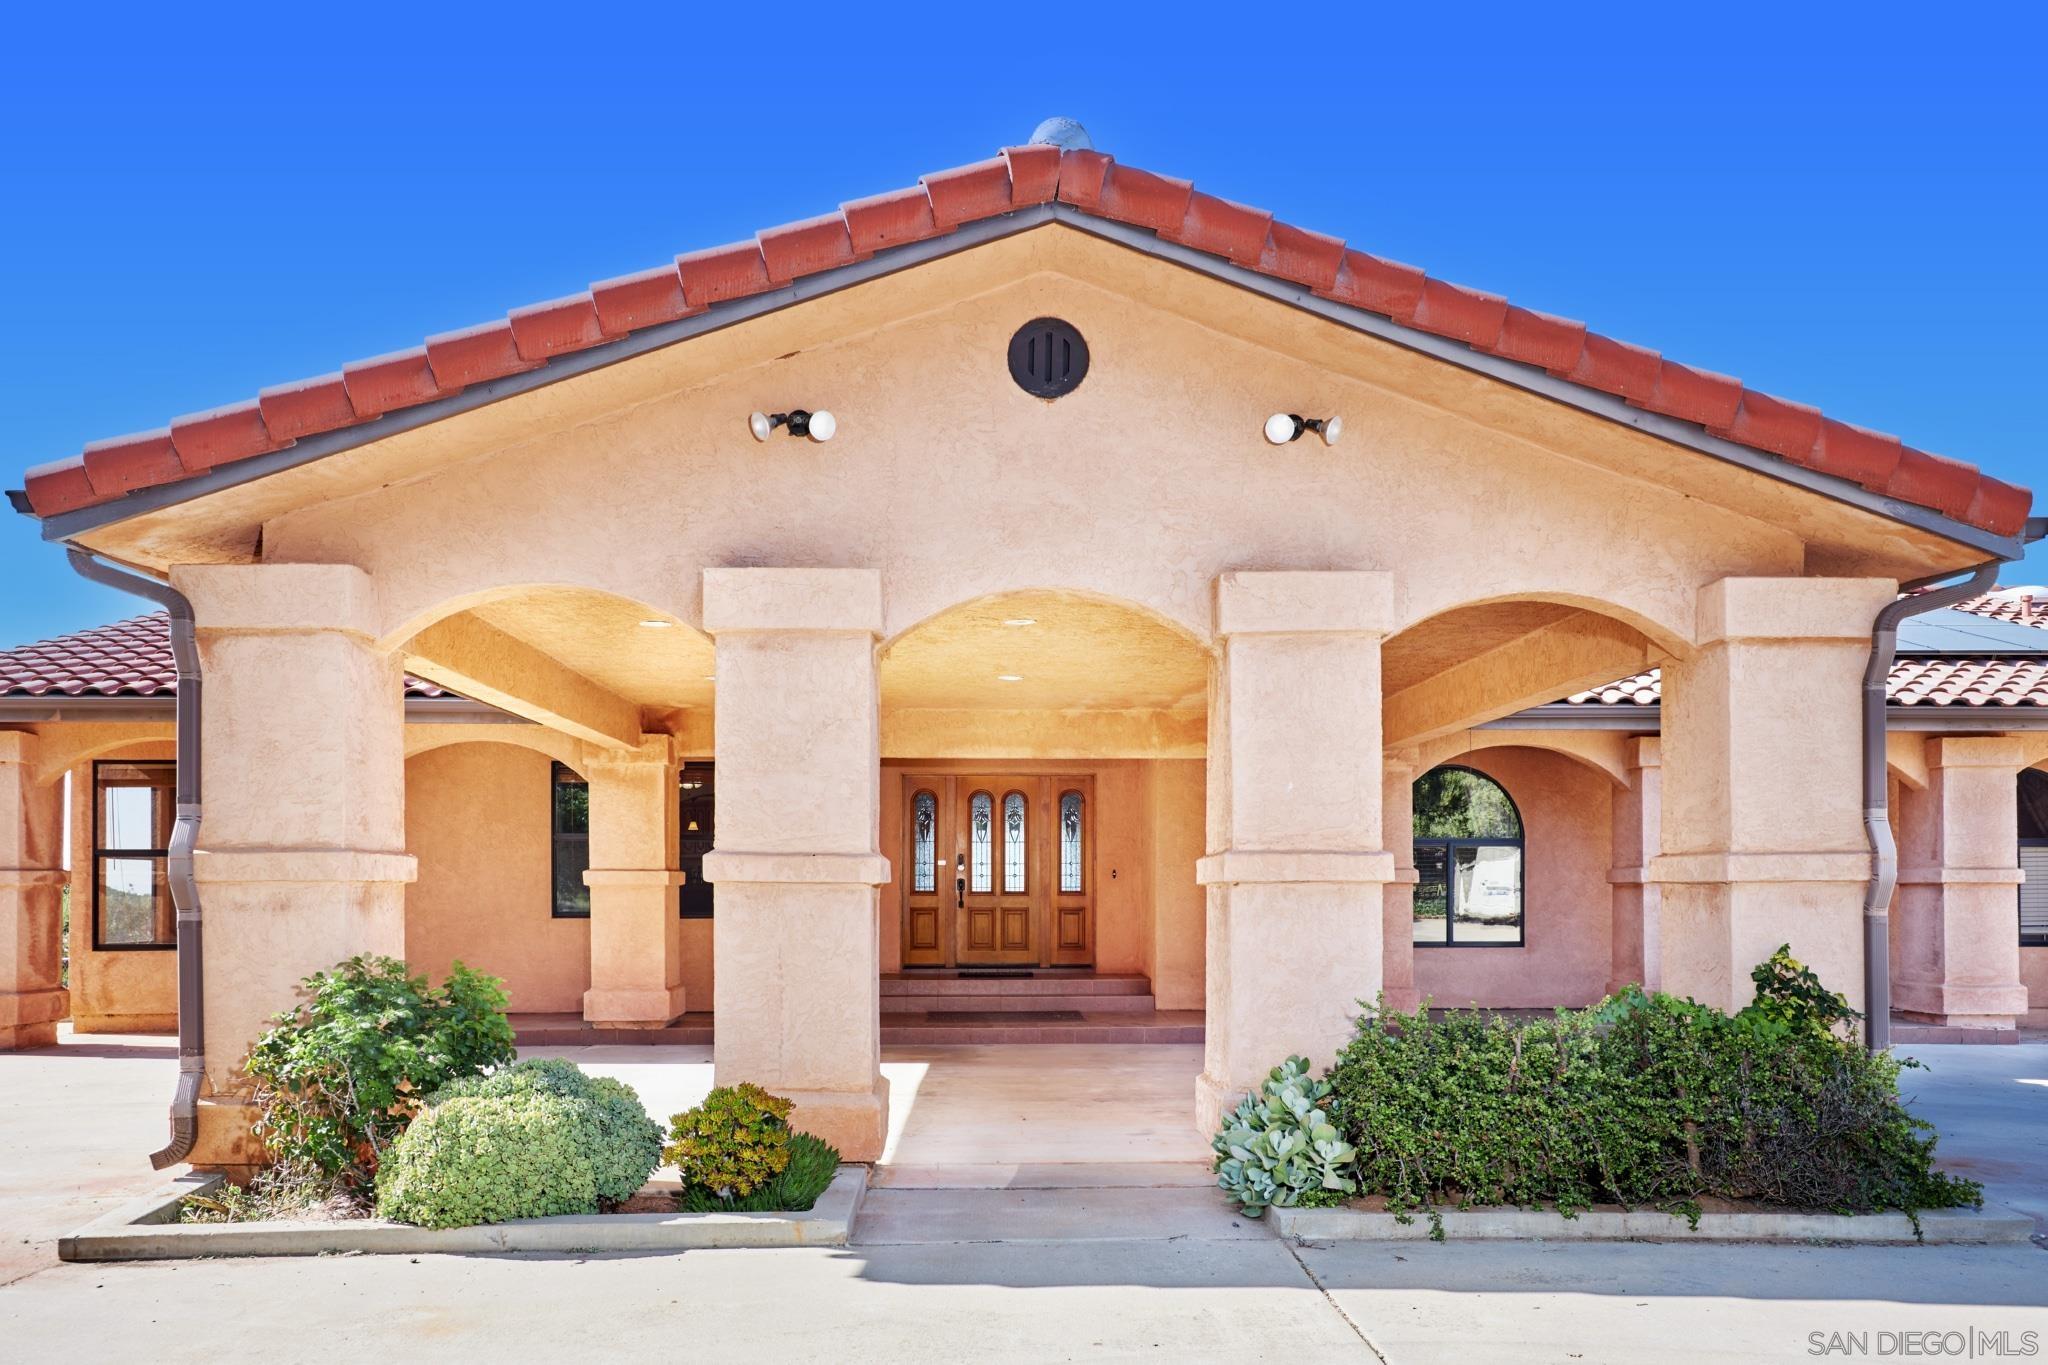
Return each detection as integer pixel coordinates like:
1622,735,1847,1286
1027,116,1092,151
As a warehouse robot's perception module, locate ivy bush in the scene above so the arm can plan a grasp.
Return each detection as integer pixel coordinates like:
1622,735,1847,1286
245,956,516,1188
1233,947,1980,1227
665,1084,810,1204
375,1059,664,1229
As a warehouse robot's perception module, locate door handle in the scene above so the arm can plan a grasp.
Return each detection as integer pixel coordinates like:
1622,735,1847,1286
956,874,966,910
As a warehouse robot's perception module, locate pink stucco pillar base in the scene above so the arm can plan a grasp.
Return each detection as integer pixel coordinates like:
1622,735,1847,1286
1653,577,1894,1016
1606,737,1661,997
1891,737,2028,1031
582,743,688,1028
1195,572,1393,1135
701,569,890,1162
0,733,66,1050
175,564,415,1167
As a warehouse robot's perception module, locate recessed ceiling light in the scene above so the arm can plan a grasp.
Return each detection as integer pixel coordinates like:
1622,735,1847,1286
638,619,673,628
1001,618,1037,627
701,675,717,682
997,674,1023,682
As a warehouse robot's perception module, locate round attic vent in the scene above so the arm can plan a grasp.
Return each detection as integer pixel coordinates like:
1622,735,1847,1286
1008,317,1089,399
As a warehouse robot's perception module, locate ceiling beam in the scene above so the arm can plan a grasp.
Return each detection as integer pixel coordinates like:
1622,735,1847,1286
404,613,641,751
1384,611,1662,748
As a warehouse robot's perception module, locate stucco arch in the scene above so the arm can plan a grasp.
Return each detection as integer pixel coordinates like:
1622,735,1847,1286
31,725,177,787
376,581,704,657
403,724,587,771
1389,587,1694,662
1415,729,1635,789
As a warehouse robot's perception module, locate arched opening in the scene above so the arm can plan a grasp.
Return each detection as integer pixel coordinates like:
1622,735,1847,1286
1411,765,1525,948
873,587,1209,1035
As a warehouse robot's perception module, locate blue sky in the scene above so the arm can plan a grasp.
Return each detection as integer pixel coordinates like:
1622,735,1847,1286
2,3,2042,644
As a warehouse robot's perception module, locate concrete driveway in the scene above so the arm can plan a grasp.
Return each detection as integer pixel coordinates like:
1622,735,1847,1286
2,1028,2043,1364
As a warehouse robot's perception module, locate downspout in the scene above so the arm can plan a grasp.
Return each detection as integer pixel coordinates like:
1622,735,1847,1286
1862,559,2000,1052
66,550,204,1168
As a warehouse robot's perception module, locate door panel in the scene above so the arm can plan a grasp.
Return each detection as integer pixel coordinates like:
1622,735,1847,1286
897,772,1095,968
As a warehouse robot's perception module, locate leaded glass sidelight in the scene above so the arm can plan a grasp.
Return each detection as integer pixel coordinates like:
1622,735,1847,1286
912,790,937,893
1003,792,1027,892
969,792,993,893
1060,791,1084,893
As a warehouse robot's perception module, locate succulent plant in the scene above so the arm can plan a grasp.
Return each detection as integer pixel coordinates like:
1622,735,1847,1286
1212,1055,1358,1217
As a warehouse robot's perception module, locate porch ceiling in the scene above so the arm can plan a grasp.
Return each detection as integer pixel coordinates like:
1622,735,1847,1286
880,592,1206,714
465,589,717,713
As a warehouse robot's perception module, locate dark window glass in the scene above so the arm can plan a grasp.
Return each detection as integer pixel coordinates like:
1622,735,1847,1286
2020,770,2048,946
1411,765,1524,947
678,763,715,920
93,761,176,949
552,763,590,918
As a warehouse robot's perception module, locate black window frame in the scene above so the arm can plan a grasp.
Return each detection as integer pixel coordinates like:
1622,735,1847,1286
2020,770,2048,948
550,762,591,919
1411,764,1527,949
91,758,177,952
677,761,715,920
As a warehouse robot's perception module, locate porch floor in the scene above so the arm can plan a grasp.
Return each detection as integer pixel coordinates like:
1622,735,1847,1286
515,1038,1215,1176
510,1008,1204,1047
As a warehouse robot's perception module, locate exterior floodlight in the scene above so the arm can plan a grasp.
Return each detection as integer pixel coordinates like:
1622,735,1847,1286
749,409,835,442
1264,413,1341,446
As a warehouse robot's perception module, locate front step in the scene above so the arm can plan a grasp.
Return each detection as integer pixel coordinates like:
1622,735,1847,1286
881,972,1156,1015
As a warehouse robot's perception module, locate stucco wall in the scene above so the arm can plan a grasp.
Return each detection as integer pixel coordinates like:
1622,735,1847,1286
2023,947,2048,1023
66,739,178,1033
403,741,590,1013
1411,746,1615,1010
1145,759,1206,1010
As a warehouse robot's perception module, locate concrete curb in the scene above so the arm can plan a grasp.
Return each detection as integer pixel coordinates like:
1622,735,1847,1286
1270,1201,2035,1245
59,1166,867,1262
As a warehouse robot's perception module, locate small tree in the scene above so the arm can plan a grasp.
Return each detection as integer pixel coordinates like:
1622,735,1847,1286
245,955,515,1188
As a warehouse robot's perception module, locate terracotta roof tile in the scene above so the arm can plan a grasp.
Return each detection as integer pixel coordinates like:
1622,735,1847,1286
0,614,449,700
1563,658,2048,710
12,137,2030,538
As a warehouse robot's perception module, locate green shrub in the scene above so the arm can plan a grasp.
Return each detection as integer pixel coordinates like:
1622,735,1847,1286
375,1094,596,1229
665,1084,795,1199
676,1133,842,1213
428,1058,664,1205
1315,953,1981,1224
245,956,516,1187
374,1060,663,1229
1212,1056,1358,1217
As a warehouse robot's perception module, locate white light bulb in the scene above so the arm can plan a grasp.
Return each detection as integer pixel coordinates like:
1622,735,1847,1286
748,412,773,442
806,409,836,442
1321,415,1343,446
1263,412,1297,445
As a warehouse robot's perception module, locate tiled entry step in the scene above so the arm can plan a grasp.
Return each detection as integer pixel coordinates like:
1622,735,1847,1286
881,971,1156,1015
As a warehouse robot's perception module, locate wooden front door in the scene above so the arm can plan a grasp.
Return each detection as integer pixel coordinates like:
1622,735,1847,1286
899,774,1094,968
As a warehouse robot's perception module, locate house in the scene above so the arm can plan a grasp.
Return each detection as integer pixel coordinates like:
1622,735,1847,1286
1,120,2041,1169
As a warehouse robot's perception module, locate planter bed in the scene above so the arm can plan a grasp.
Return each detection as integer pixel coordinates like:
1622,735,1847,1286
1270,1197,2033,1246
59,1166,867,1262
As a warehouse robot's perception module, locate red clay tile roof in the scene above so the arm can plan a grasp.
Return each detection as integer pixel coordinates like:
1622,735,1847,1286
1564,588,2048,708
12,140,2032,539
1953,591,2048,629
0,613,451,699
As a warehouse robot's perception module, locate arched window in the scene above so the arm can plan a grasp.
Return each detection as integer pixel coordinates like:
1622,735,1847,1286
2020,769,2048,946
911,790,938,894
1003,791,1028,893
969,791,994,893
1411,764,1524,947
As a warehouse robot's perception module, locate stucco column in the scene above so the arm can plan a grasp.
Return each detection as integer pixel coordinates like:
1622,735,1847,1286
1891,737,2028,1030
700,568,889,1161
1607,737,1662,996
1195,571,1395,1133
582,739,687,1026
174,563,415,1168
1380,750,1420,1013
1652,577,1894,1015
0,733,67,1049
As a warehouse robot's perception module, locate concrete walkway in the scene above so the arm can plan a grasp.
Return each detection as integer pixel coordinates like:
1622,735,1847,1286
2,1028,2043,1363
